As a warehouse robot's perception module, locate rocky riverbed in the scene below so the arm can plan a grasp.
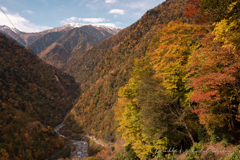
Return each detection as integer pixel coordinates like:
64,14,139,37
53,113,88,160
70,140,88,159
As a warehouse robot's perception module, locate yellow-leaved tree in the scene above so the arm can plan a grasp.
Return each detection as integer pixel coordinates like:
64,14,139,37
115,77,168,159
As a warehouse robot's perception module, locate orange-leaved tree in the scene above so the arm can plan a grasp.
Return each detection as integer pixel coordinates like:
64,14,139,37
188,33,240,138
149,21,206,144
188,0,240,139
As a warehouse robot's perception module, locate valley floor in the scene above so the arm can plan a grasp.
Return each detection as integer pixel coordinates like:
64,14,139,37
53,112,89,160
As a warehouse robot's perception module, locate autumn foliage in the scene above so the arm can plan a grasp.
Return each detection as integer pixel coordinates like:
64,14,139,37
65,0,190,144
113,0,240,159
0,33,79,159
1,0,240,159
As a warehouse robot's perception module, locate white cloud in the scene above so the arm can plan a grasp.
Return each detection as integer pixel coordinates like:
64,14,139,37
1,7,8,12
0,7,51,32
23,10,34,14
81,18,106,23
133,12,142,17
108,9,125,15
60,17,119,28
127,2,147,9
105,0,117,3
61,17,106,24
93,23,117,28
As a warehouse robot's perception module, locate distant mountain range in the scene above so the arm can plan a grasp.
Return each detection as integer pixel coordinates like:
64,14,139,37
36,25,116,70
0,23,121,72
0,23,121,47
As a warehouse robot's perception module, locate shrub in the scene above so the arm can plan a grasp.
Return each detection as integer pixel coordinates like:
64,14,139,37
154,151,177,160
184,142,204,160
224,145,240,160
201,149,215,160
209,127,233,145
220,139,228,149
125,144,139,160
198,126,210,143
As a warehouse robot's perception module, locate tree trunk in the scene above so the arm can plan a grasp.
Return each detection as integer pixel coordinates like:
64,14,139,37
228,105,237,140
183,120,195,145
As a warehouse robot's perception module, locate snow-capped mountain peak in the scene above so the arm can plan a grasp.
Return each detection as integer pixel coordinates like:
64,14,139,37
62,22,121,34
0,25,18,34
65,22,86,28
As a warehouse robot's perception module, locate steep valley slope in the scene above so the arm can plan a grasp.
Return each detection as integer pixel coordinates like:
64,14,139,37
64,0,190,142
36,25,115,71
0,32,79,160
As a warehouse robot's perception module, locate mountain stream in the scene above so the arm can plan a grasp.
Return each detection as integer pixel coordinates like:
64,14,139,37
53,111,89,160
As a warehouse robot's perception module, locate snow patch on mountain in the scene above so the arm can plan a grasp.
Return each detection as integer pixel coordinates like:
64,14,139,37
0,25,18,34
66,23,86,28
63,22,121,34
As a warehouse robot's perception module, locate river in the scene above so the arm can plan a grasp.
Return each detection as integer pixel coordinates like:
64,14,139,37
53,111,89,160
53,75,89,160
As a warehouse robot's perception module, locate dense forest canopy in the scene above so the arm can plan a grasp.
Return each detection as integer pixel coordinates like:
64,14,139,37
1,0,240,159
0,33,79,160
64,0,191,143
65,0,240,159
113,0,240,159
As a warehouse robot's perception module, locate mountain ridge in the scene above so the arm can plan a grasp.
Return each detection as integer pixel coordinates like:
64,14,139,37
31,25,115,71
0,23,121,47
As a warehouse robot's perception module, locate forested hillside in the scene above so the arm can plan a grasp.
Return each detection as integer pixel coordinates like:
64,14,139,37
38,25,114,71
27,31,66,55
64,0,190,142
111,0,240,159
0,33,79,159
0,25,26,46
1,0,239,159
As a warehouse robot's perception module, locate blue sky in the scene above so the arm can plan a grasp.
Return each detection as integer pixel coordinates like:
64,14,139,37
0,0,165,32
